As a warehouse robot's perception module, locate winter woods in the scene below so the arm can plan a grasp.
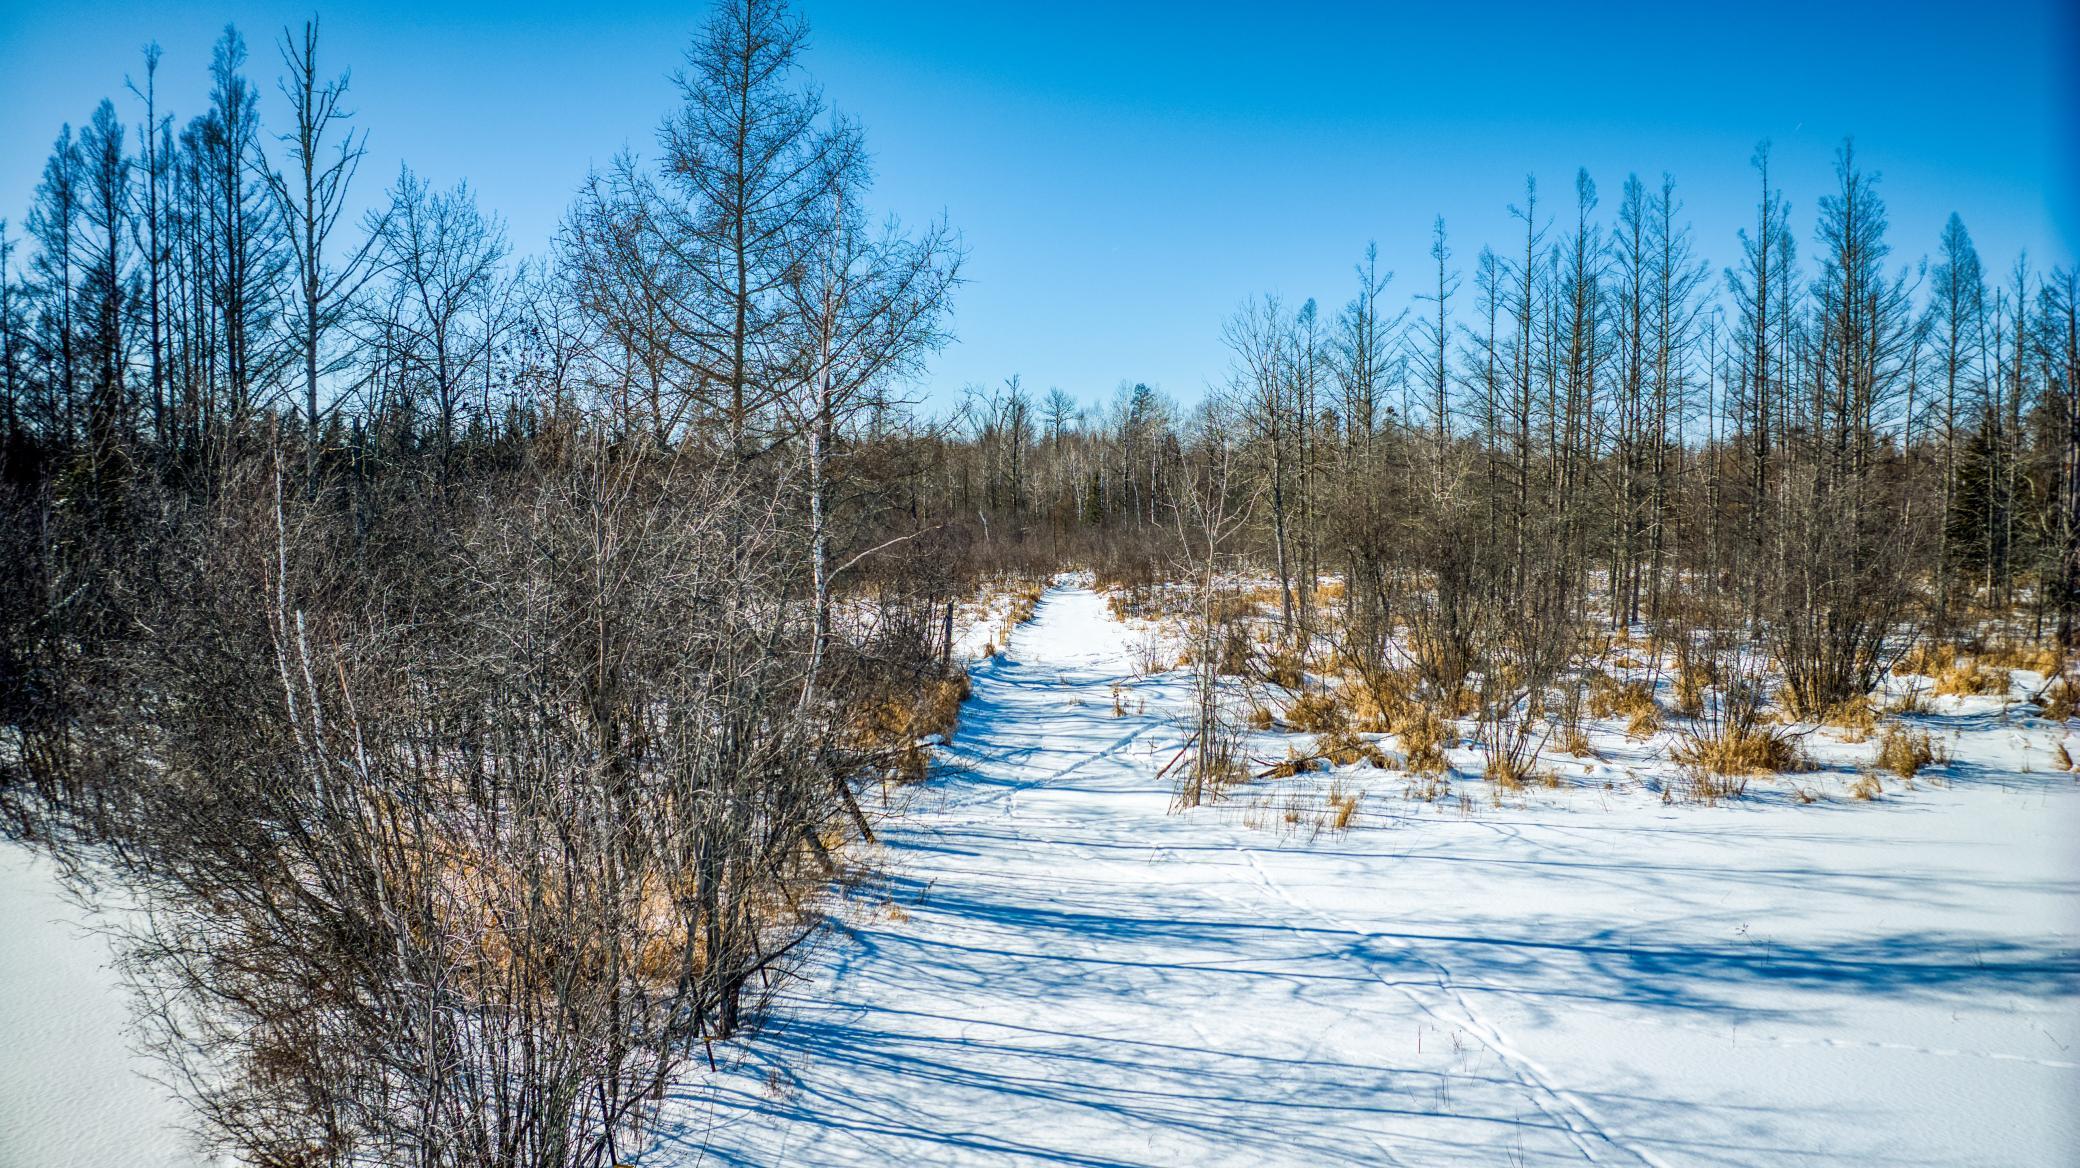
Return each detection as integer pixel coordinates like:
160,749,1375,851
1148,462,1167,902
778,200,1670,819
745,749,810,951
0,1,2074,1166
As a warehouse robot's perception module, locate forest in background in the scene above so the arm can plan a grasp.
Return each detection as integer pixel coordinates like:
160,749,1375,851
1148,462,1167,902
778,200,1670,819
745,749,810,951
0,0,2075,1164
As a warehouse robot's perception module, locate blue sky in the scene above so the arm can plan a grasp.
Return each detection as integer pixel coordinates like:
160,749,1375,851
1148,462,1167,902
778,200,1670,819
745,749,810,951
2,0,2073,412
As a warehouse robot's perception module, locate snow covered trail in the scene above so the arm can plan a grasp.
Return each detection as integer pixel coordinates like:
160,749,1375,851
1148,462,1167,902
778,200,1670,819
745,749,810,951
669,582,2080,1167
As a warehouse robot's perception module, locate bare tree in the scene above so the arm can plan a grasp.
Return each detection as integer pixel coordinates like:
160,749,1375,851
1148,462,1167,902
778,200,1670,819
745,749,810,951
266,18,381,495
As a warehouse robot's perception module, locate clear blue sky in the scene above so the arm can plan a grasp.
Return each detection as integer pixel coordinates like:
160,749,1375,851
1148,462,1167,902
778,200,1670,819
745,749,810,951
2,0,2073,412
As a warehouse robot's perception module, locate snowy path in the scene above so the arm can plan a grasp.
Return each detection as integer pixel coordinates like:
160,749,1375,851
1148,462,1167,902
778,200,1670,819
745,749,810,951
672,582,2079,1166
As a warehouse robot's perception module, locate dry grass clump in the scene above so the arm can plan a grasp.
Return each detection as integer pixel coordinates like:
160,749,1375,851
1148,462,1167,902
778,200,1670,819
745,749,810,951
1892,640,1956,678
1978,640,2063,676
1247,704,1276,730
2037,674,2079,721
1242,775,1362,838
1682,771,1749,803
1848,772,1884,800
1486,754,1563,790
1561,726,1599,759
1625,706,1660,740
1442,685,1480,717
855,670,971,783
1264,646,1307,689
1673,661,1713,717
1316,726,1388,769
1341,666,1420,733
1286,688,1348,733
1213,621,1254,676
1325,776,1360,829
1242,583,1285,609
1396,704,1452,775
919,673,969,736
1874,723,1941,779
1104,587,1147,622
1346,684,1399,733
1586,672,1660,738
1484,757,1525,790
1331,795,1359,829
1817,696,1879,742
1004,581,1043,627
1672,723,1805,777
1933,656,2012,698
1586,672,1655,719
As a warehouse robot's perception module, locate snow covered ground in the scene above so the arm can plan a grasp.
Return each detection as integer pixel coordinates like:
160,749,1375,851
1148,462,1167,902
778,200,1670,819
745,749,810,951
4,581,2073,1166
669,581,2080,1166
0,844,205,1168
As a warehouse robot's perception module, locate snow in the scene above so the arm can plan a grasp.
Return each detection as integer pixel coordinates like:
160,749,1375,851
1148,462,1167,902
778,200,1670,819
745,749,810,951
0,844,205,1167
3,582,2073,1165
668,581,2080,1166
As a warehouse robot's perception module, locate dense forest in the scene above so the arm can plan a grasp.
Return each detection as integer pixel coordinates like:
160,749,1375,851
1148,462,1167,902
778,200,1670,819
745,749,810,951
0,0,2074,1164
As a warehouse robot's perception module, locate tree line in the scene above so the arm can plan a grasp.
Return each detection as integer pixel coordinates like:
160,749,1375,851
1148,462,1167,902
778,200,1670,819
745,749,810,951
925,151,2076,713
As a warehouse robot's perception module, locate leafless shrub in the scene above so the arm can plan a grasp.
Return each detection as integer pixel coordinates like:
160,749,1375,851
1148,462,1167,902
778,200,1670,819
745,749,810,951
1671,663,1805,781
24,438,881,1168
1474,576,1575,789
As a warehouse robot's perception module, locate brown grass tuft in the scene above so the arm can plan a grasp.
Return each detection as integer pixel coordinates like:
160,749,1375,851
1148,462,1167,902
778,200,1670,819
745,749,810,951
1874,723,1940,779
1342,667,1419,733
1887,683,1929,714
1397,704,1452,775
1326,776,1360,829
1626,706,1661,740
1818,696,1879,742
1849,772,1883,801
1672,723,1805,776
1287,689,1348,734
1264,647,1307,690
1587,671,1659,739
854,670,971,784
1933,657,2011,698
1316,726,1388,769
1673,667,1711,716
2037,675,2079,721
1892,640,1956,678
1484,757,1526,790
1978,640,2063,676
